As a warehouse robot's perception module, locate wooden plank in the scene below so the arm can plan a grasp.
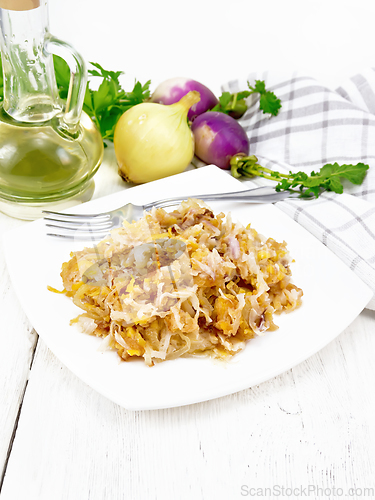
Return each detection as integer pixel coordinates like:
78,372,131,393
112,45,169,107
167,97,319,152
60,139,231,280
1,312,374,500
0,214,38,483
0,153,118,487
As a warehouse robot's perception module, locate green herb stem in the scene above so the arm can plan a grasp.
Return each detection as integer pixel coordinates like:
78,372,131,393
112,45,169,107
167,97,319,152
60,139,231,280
230,155,369,198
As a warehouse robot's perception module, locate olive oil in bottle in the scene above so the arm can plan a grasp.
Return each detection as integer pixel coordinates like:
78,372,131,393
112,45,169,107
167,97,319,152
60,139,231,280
0,108,102,200
0,0,103,219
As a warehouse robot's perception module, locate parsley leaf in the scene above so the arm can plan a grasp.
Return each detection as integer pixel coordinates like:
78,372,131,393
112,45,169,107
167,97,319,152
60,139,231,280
88,62,123,86
53,55,71,100
248,80,281,116
119,80,152,112
298,162,369,194
82,61,151,143
319,162,369,185
252,80,266,94
212,92,232,111
212,79,282,119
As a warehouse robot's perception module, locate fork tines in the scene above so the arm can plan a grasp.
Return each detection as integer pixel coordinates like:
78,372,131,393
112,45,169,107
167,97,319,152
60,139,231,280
43,210,114,240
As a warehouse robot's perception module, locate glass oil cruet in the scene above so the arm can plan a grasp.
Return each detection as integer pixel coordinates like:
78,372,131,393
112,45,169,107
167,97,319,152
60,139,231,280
0,0,104,219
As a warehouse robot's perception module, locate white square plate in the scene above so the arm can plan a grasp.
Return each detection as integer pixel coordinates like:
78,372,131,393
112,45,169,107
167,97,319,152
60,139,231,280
3,166,373,410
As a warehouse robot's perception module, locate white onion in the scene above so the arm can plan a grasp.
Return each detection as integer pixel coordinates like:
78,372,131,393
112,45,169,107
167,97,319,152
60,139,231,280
114,91,200,184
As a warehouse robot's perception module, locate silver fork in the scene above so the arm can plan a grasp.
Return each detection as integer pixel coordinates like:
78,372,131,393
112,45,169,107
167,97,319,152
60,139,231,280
43,186,303,240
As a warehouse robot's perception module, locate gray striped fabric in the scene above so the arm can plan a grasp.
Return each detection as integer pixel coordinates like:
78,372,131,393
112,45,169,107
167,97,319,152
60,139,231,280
222,70,375,309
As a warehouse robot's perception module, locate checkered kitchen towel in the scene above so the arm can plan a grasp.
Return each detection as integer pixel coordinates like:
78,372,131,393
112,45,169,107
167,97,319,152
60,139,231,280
222,69,375,310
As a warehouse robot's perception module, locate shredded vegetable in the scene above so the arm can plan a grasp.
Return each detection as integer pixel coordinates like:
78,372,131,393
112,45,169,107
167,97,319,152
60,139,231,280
58,200,303,366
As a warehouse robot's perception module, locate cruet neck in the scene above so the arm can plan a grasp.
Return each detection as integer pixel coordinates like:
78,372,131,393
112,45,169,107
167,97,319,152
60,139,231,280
0,0,61,123
0,0,41,11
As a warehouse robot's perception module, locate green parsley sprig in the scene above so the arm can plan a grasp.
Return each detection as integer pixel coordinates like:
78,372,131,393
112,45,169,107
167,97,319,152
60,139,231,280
212,80,282,119
230,155,369,198
53,57,151,143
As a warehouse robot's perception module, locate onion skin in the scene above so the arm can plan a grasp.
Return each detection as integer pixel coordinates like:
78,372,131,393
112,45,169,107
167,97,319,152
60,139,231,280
191,112,250,170
114,91,200,184
151,77,218,122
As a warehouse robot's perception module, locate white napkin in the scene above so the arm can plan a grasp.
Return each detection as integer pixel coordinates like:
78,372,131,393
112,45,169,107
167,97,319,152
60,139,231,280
222,70,375,310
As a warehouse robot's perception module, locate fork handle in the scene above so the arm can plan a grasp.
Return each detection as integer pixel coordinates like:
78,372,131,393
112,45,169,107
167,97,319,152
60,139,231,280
145,186,290,210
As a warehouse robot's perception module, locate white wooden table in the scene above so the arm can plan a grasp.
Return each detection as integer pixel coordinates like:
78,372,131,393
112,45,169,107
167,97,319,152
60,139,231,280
1,1,375,498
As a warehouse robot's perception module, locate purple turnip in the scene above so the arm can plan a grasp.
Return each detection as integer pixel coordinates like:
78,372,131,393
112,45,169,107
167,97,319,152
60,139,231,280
191,112,250,170
151,77,218,121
